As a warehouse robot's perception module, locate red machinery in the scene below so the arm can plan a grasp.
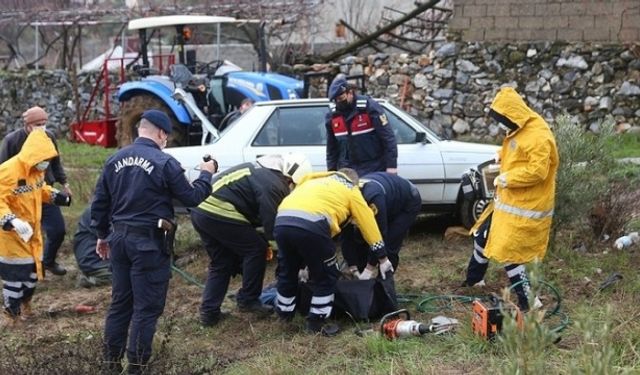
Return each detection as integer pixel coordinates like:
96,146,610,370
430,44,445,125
70,54,175,147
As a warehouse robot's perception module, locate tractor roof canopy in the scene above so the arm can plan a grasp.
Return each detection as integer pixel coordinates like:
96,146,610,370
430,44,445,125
128,15,237,30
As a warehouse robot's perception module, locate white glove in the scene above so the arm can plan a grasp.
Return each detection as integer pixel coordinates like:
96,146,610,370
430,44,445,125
358,267,374,280
493,173,507,188
349,266,361,279
494,151,501,163
379,258,394,280
11,218,33,243
298,267,309,283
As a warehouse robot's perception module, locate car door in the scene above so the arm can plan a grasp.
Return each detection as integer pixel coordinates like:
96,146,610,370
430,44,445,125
381,105,445,204
243,104,329,170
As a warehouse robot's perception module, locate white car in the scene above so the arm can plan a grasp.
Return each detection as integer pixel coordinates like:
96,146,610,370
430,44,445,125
164,98,497,227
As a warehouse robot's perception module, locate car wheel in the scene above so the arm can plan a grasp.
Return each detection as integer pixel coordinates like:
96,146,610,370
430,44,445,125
117,94,186,147
459,197,489,229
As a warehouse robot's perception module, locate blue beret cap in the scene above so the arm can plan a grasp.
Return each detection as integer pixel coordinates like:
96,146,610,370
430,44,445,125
141,109,172,134
328,77,349,101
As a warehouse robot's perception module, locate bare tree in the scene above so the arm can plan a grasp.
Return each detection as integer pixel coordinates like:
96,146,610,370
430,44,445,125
0,0,325,70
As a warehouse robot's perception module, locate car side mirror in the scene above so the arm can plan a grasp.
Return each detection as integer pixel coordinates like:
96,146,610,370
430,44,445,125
415,132,427,144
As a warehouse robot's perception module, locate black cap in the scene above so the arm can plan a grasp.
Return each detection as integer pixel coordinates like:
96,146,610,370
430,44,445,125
141,109,172,134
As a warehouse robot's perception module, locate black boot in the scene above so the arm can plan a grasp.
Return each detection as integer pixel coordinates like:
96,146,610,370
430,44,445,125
44,262,67,276
102,359,123,375
238,300,274,317
305,316,339,337
200,310,229,327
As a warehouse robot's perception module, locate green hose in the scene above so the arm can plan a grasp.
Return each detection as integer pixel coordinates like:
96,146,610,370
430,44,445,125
398,279,570,334
171,264,205,289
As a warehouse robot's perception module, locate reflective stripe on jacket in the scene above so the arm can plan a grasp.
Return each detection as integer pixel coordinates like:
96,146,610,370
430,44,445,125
276,171,387,258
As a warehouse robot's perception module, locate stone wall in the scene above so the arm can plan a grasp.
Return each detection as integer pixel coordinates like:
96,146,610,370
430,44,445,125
298,42,640,140
449,0,640,43
0,69,116,138
1,41,639,141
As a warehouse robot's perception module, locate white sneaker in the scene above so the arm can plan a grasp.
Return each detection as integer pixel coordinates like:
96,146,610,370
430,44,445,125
532,296,543,309
473,280,486,287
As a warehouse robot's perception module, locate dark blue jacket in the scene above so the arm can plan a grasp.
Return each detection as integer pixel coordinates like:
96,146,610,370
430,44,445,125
90,137,212,239
73,206,109,274
325,95,397,176
360,172,421,237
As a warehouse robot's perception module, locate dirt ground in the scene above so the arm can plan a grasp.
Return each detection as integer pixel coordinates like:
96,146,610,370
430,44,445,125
2,213,639,373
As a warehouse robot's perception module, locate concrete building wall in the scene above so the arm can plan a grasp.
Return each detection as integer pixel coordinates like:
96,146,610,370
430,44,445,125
449,0,640,43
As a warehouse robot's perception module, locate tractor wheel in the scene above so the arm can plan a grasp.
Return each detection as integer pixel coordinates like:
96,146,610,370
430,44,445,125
117,94,186,147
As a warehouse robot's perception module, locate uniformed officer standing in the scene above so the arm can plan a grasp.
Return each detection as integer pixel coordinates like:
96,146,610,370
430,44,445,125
325,77,398,176
342,172,422,278
91,110,217,374
191,153,312,327
274,168,393,336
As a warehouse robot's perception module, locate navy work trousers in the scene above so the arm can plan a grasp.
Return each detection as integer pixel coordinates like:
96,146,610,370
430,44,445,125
465,215,532,311
191,210,268,319
275,225,340,320
41,203,66,266
103,228,171,368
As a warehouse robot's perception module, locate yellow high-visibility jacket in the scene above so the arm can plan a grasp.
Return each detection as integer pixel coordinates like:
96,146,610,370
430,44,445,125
277,171,386,255
473,87,559,264
0,130,58,279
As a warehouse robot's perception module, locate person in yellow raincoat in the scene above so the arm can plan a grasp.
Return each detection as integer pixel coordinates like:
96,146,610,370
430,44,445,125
274,168,393,336
463,87,559,311
0,129,71,325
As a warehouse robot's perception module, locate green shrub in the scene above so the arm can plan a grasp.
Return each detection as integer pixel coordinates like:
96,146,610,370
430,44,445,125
552,116,619,238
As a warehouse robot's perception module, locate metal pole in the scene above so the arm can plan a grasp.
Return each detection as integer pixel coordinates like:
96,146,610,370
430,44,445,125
216,23,220,60
35,24,39,70
140,29,149,68
121,27,125,56
259,21,267,72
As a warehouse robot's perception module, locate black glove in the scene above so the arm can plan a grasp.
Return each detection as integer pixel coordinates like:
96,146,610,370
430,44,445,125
53,192,72,206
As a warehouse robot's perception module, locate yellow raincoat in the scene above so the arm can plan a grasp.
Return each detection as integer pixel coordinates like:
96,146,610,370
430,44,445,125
278,171,385,248
472,87,559,264
0,130,58,279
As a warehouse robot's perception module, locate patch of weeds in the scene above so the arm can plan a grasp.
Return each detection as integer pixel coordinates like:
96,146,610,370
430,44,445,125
0,330,105,374
610,132,640,159
569,306,619,374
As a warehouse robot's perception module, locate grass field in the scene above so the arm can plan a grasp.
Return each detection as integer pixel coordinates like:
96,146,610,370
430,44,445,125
0,138,638,374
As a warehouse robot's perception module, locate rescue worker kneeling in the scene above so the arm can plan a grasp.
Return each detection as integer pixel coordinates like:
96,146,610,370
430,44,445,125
274,168,393,336
342,172,421,280
191,153,312,327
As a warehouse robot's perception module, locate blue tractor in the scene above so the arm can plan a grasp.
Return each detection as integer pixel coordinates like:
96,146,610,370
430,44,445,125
116,15,303,147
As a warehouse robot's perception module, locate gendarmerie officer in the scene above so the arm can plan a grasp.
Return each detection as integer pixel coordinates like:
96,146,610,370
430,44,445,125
325,77,398,176
91,110,217,374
